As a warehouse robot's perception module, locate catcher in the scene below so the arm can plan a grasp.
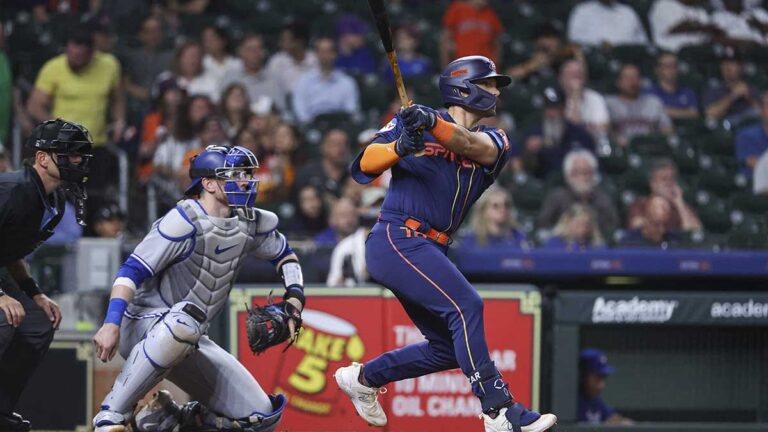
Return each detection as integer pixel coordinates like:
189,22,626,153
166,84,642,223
92,145,305,432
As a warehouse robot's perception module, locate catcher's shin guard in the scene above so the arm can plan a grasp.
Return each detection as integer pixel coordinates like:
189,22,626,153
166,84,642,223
101,302,203,413
177,394,287,432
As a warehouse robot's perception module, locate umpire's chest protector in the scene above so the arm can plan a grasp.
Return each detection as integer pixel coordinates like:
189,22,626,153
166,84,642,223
159,200,256,321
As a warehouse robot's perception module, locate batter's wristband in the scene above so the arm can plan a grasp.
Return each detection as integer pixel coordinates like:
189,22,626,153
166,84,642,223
104,298,128,326
19,278,42,298
430,117,457,144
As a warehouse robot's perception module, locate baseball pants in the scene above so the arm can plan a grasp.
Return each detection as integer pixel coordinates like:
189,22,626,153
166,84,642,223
362,220,510,410
102,309,273,418
0,276,55,415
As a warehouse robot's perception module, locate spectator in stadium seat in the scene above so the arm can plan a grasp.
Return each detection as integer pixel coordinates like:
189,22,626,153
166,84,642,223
508,23,584,82
606,64,674,146
735,91,768,178
284,184,329,239
222,34,285,113
122,16,174,104
168,41,219,103
460,186,528,249
265,22,318,106
28,28,125,148
628,158,702,231
137,76,185,183
567,0,649,47
257,123,301,204
711,0,768,46
294,128,351,201
326,187,386,287
543,203,605,251
219,83,252,139
177,115,229,192
520,87,595,178
649,0,720,52
292,37,361,124
382,25,433,83
440,0,504,67
702,47,761,125
314,197,360,247
620,196,683,248
335,15,378,76
537,150,619,234
152,94,213,181
201,25,241,85
559,60,610,137
578,349,633,425
646,52,700,120
88,202,126,239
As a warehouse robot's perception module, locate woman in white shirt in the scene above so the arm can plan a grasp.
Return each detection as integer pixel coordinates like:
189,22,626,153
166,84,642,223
559,60,610,137
201,25,243,84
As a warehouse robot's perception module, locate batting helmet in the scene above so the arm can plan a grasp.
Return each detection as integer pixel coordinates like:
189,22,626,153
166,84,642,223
439,55,511,112
27,118,93,185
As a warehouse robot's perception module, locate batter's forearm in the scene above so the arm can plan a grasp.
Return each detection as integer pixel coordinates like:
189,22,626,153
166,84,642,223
360,142,400,174
429,117,498,166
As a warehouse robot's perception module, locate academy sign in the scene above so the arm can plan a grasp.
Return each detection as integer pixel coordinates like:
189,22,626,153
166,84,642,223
591,296,678,323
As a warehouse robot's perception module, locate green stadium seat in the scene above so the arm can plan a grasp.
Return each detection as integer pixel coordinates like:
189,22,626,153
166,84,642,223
731,191,768,215
679,230,724,252
672,117,707,138
695,129,734,157
356,74,389,113
512,175,547,212
620,168,651,195
726,217,768,250
671,143,698,175
597,143,629,175
695,192,732,234
696,169,744,199
629,134,671,156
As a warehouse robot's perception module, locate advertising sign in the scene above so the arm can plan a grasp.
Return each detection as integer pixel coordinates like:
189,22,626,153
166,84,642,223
229,288,541,431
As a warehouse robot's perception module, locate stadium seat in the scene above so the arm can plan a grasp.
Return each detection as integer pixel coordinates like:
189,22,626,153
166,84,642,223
730,191,768,215
671,142,698,175
512,174,547,212
696,192,732,234
356,74,390,113
679,230,724,252
695,129,734,157
629,134,671,156
597,143,629,175
726,216,768,250
620,168,650,196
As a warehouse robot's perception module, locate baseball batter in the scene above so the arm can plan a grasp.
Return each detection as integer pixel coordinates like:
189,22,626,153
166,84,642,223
335,56,557,432
92,145,305,432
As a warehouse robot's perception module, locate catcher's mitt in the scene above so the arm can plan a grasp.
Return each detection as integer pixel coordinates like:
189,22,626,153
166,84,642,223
245,300,302,354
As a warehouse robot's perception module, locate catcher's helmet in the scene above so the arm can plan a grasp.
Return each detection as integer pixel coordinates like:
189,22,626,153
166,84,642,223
185,145,260,220
439,55,511,112
27,118,93,185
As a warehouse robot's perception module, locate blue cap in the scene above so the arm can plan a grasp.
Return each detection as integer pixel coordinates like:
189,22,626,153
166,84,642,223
579,348,615,376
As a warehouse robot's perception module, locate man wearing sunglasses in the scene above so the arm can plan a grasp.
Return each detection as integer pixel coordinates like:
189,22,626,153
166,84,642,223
0,118,93,431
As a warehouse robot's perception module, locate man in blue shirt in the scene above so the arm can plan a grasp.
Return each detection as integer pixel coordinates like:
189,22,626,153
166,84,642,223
645,52,699,120
735,91,768,178
578,348,632,425
520,86,595,178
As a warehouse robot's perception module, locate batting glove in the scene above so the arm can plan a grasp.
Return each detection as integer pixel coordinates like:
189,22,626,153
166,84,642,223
395,128,425,157
401,104,438,131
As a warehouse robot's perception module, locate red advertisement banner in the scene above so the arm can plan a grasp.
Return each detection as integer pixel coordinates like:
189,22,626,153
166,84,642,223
229,288,540,432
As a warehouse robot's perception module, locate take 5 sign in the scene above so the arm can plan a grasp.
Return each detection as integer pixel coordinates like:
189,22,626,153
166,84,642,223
229,287,542,432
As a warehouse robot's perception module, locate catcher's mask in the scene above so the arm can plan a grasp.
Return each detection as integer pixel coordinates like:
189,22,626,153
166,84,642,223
186,145,260,220
28,118,94,224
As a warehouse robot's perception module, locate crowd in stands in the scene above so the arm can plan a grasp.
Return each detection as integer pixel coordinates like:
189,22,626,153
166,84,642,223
2,0,768,285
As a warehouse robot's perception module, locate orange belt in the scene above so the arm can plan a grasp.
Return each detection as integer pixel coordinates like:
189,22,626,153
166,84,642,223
404,218,452,245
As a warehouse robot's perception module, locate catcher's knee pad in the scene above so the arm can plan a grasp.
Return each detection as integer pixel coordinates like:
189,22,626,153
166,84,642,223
145,302,205,368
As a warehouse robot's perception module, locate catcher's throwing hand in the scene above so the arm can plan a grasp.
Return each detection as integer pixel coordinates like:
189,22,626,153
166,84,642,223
246,297,303,354
401,104,438,131
93,323,121,362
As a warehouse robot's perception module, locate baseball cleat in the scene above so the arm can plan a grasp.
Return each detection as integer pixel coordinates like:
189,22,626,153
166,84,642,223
482,404,557,432
334,362,388,427
93,409,128,432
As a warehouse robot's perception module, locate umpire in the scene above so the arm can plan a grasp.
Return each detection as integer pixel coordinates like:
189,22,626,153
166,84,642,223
0,119,93,430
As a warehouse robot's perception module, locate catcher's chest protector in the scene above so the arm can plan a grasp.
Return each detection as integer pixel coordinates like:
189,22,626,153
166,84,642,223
161,200,255,321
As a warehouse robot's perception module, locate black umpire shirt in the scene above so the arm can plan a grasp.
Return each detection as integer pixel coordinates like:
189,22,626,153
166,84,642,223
0,166,66,268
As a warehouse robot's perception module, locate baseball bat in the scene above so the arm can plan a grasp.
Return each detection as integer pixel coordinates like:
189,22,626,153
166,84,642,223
368,0,410,108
